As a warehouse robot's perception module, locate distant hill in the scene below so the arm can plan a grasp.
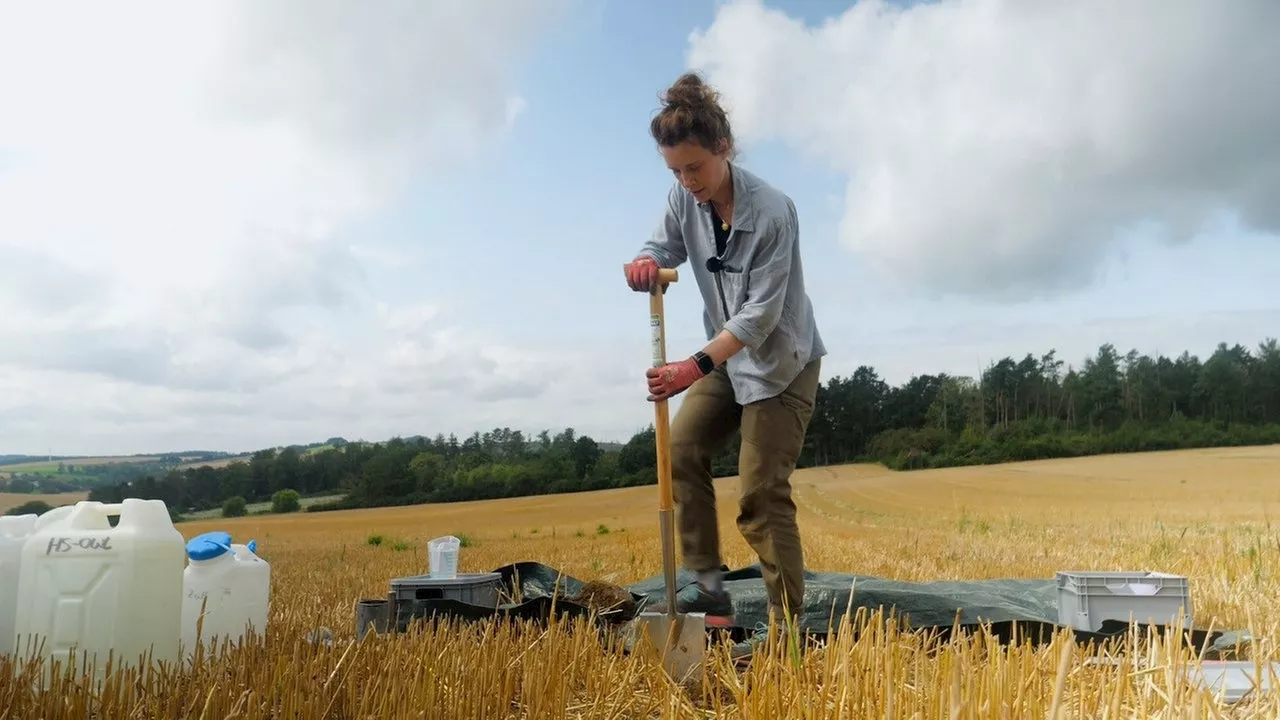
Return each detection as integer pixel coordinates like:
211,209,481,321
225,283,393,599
0,451,234,468
1,432,631,482
0,431,636,466
0,450,243,494
0,455,38,465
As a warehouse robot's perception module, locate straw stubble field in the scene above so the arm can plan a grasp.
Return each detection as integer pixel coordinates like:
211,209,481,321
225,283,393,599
4,445,1280,718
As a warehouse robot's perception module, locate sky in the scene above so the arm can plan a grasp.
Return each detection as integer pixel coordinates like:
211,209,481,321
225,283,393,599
1,0,1278,456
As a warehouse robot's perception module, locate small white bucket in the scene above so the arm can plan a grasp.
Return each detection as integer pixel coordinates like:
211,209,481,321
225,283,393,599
428,535,461,579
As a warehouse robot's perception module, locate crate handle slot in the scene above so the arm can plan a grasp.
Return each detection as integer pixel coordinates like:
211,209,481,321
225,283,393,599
1104,582,1160,596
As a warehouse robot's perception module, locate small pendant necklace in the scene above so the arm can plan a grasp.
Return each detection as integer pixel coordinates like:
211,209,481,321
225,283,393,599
718,166,734,231
715,202,732,231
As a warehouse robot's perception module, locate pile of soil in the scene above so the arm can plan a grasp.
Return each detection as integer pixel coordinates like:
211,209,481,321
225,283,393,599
570,580,639,621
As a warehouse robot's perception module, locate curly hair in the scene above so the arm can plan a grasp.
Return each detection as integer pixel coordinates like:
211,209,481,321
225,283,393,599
649,71,735,157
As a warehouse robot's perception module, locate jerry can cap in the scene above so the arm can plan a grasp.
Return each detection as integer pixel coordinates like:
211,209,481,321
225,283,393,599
186,531,232,561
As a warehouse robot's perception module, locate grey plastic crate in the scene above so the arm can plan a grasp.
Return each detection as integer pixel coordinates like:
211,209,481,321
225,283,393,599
390,571,503,608
1056,570,1192,632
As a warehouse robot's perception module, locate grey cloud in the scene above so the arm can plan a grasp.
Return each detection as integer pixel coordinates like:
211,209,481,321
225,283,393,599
213,0,570,171
0,245,111,317
0,327,174,386
0,323,304,394
205,232,368,352
216,318,291,353
472,379,542,403
378,338,547,405
233,233,365,311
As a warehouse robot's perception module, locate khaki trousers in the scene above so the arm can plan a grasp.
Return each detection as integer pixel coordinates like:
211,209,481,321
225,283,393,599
669,358,821,619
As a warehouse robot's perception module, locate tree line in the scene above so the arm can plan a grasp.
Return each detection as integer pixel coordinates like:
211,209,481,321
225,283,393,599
22,336,1280,519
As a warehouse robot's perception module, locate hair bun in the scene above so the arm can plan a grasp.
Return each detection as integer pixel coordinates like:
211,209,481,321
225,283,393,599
650,71,734,156
662,71,717,111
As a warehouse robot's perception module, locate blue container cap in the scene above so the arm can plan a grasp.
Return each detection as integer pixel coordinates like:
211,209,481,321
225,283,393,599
186,531,232,561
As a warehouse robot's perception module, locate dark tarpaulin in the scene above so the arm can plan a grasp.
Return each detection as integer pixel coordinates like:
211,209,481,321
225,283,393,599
390,561,1239,655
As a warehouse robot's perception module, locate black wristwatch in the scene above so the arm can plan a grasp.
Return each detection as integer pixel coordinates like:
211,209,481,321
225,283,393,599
693,351,716,375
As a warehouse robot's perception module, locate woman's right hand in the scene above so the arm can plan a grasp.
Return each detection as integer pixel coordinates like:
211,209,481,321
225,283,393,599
624,255,660,292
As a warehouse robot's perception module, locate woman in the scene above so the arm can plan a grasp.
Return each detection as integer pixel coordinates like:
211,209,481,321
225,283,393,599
623,72,826,654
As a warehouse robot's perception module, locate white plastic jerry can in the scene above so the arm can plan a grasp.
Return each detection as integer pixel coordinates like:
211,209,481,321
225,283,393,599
181,531,270,658
32,503,73,532
13,499,186,674
0,513,38,656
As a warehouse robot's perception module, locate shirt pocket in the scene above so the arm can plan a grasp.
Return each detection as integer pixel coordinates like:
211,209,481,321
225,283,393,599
715,237,751,314
718,264,748,316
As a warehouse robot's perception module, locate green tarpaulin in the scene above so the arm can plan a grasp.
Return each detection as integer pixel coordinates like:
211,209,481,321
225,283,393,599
389,561,1240,655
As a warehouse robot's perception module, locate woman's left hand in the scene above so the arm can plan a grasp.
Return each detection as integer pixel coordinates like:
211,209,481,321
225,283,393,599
646,357,705,401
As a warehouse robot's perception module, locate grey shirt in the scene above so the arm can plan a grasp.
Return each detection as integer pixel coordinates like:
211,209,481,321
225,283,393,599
638,162,826,405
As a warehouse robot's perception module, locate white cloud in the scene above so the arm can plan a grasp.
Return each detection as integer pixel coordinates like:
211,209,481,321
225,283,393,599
685,0,1280,300
0,0,570,454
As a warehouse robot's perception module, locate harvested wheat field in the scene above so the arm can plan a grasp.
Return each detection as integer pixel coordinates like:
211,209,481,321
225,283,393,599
0,491,86,514
4,445,1280,718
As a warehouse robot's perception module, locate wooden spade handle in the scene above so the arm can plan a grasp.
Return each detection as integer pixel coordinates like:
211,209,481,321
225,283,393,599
629,264,678,513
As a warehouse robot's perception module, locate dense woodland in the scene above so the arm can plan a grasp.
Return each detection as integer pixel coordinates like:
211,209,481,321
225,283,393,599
9,338,1280,519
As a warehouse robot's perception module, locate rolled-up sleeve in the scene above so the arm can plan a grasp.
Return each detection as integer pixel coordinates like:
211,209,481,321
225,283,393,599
724,206,795,349
637,184,688,268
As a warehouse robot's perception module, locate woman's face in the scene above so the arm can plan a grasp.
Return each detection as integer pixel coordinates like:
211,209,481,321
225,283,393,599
660,140,729,204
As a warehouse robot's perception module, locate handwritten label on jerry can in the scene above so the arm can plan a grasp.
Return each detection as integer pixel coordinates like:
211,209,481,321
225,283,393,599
13,499,185,678
44,536,114,554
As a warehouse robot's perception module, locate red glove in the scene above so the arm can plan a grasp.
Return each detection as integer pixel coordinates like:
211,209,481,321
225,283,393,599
624,256,662,293
646,357,705,401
